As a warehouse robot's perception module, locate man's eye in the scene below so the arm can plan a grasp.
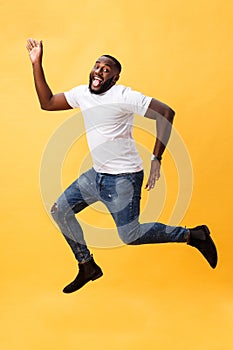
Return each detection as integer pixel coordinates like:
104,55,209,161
103,68,109,73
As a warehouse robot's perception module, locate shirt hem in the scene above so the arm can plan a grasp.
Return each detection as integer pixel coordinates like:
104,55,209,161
93,165,144,175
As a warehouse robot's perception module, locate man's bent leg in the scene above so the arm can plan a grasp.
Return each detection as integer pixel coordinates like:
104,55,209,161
50,169,103,293
122,221,217,269
103,171,189,244
104,171,217,268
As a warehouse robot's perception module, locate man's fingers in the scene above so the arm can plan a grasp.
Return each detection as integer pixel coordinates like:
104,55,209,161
27,38,34,48
26,39,32,51
144,157,161,190
26,38,40,51
145,177,157,191
145,183,155,191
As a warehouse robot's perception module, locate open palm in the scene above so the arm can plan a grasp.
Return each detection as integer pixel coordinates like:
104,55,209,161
26,38,43,64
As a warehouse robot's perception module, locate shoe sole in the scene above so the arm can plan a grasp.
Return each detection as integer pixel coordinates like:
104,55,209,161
63,271,103,293
201,225,218,268
91,271,103,281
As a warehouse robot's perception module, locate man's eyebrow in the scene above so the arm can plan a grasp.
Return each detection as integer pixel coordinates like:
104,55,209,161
95,60,112,68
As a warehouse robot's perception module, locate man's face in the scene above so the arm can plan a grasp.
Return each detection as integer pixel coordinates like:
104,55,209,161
89,56,119,94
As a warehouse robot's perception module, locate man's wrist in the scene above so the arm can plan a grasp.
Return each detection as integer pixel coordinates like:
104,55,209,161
151,154,162,161
32,59,42,67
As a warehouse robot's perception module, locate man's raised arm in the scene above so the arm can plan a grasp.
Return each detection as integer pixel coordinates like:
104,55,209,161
26,38,71,111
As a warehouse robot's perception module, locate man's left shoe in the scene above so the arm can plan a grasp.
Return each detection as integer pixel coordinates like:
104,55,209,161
63,256,103,294
187,225,218,269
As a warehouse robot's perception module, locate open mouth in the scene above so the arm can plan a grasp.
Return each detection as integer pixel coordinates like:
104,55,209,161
92,76,103,88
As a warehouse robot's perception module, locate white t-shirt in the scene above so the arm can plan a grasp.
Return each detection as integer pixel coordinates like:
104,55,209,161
64,84,152,174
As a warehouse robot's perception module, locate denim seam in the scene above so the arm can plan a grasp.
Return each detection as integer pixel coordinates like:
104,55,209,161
62,204,87,261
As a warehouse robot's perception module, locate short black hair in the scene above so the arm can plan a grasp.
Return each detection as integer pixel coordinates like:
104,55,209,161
102,54,122,73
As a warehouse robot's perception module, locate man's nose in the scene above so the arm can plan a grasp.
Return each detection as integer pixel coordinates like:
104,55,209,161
95,67,102,75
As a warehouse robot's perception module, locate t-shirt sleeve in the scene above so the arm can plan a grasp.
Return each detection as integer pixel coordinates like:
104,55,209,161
64,86,81,108
122,86,152,116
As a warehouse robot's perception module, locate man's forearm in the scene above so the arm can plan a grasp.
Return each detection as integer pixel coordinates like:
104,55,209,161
152,108,174,159
32,61,53,110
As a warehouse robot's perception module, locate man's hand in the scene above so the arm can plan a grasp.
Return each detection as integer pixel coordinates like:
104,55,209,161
145,159,161,191
26,38,43,64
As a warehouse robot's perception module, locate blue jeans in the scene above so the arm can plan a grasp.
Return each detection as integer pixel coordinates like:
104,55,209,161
51,168,188,263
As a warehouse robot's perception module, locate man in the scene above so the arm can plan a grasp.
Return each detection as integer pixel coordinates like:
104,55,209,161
26,38,218,294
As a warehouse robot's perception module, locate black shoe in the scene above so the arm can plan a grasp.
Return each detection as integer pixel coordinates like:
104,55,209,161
63,257,103,294
187,225,218,269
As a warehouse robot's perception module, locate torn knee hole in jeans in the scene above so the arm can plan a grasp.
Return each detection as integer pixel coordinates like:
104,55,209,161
51,203,58,214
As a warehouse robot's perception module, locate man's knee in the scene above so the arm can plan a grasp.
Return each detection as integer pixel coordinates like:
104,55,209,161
50,203,58,215
116,219,141,245
50,203,60,222
50,199,75,224
117,229,140,245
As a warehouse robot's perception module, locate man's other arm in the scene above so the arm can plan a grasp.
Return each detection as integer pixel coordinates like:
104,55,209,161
144,98,175,190
26,38,72,111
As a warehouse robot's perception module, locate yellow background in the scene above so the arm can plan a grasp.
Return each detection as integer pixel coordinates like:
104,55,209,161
1,0,232,349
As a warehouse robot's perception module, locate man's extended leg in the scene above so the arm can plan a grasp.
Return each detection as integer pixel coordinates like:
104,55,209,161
51,168,103,293
103,171,217,268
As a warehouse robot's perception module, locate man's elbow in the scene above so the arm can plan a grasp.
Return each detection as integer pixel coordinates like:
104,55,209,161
39,95,55,111
40,104,48,111
40,102,54,111
167,107,175,122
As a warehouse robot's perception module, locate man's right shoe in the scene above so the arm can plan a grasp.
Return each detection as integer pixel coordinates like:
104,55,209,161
63,256,103,294
187,225,218,268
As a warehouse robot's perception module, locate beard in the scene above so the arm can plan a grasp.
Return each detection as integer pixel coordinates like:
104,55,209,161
89,74,115,94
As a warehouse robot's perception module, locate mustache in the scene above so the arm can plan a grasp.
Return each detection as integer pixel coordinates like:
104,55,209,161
89,74,115,94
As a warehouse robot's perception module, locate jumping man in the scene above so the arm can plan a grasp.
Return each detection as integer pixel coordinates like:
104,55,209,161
26,38,218,294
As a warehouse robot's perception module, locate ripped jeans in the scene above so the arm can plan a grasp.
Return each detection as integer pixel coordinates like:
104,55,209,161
51,168,188,263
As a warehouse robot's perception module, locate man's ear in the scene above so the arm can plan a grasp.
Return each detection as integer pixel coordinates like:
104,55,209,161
113,74,120,83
